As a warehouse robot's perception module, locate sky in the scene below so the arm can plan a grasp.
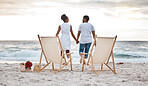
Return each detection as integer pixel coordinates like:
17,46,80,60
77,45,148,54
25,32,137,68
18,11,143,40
0,0,148,41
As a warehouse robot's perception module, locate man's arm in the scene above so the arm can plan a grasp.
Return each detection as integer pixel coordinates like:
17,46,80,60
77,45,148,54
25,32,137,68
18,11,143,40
76,31,81,44
92,31,96,46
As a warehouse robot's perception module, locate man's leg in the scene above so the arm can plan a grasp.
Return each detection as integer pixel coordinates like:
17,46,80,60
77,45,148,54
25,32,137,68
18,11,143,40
79,43,85,63
84,43,92,58
79,43,85,56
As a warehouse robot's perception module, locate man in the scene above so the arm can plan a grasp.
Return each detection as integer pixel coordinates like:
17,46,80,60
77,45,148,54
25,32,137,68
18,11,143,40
77,15,96,63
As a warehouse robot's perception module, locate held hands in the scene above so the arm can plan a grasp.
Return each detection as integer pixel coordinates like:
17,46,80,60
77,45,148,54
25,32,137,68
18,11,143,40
76,39,79,44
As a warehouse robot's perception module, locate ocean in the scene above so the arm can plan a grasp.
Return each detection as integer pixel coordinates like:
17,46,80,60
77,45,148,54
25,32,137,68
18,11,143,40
0,41,148,63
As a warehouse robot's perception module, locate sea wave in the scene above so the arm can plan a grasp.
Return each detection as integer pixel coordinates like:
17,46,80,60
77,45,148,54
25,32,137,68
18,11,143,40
114,52,148,58
0,41,148,62
0,50,147,58
0,50,41,57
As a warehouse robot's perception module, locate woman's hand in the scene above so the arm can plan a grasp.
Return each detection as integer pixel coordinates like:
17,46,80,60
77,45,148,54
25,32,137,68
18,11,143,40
76,40,79,44
56,34,58,37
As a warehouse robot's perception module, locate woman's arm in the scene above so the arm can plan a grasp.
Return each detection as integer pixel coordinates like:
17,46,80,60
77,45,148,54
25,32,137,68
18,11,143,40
56,26,61,36
70,25,77,41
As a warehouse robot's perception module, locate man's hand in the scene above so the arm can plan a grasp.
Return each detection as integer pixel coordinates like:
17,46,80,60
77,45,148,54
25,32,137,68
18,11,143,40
76,40,79,44
94,40,96,46
76,31,81,44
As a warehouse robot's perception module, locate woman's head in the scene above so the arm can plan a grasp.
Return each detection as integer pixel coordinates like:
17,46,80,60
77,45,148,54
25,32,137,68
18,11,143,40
61,14,69,22
83,15,89,22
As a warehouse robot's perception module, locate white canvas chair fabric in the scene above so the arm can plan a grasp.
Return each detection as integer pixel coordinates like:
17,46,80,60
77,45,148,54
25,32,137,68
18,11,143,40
37,35,72,73
82,35,117,74
40,37,61,64
91,37,115,64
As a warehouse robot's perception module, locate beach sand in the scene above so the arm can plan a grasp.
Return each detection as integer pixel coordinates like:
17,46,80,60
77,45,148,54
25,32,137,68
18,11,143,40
0,62,148,86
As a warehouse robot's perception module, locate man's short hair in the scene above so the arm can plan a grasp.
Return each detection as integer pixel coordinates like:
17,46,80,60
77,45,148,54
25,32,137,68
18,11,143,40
83,15,89,21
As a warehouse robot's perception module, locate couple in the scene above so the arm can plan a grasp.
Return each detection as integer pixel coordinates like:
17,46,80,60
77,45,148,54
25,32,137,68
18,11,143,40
56,14,96,63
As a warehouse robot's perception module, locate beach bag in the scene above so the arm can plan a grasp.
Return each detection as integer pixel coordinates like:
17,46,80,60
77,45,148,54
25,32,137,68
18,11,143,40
33,65,40,72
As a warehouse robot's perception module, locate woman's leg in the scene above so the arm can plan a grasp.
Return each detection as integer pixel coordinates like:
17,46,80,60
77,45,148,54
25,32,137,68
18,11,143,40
66,50,70,58
61,51,66,64
61,51,63,57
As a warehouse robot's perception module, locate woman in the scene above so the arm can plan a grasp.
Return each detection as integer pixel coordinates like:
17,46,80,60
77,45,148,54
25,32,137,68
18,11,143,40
56,14,78,58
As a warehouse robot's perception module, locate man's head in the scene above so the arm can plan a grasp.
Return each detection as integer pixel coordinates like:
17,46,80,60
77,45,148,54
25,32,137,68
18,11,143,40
83,15,89,22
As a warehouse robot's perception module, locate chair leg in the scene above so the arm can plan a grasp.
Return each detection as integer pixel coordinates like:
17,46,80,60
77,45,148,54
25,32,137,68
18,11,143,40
92,69,98,75
39,51,43,69
101,63,103,70
112,52,116,72
104,63,117,74
91,63,95,73
82,56,85,71
82,60,84,71
56,57,63,73
88,64,98,74
69,54,73,71
63,55,67,63
106,51,112,64
52,62,54,70
70,60,73,71
38,61,51,73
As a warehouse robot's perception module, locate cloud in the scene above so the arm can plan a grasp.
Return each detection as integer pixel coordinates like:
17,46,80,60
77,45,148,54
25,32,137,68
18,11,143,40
85,0,148,8
84,0,148,20
103,9,148,20
0,0,148,20
62,0,148,20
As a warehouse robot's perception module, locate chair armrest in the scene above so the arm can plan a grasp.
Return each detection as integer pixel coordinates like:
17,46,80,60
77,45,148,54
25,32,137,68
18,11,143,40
80,53,89,55
66,52,74,55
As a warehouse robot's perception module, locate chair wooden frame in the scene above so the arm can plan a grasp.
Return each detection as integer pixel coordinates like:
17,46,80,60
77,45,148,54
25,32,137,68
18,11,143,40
37,35,73,74
81,35,117,74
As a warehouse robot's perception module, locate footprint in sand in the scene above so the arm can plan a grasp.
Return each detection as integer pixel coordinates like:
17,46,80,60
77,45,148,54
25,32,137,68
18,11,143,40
0,83,7,86
122,80,126,82
31,79,40,83
48,79,52,81
4,75,8,77
19,76,24,79
85,79,89,81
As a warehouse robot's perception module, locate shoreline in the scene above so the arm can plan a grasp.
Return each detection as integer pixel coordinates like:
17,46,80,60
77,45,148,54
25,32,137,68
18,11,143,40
1,58,148,64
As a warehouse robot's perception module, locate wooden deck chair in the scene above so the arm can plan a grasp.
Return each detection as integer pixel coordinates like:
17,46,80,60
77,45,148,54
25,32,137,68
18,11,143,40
81,35,117,74
37,35,73,73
